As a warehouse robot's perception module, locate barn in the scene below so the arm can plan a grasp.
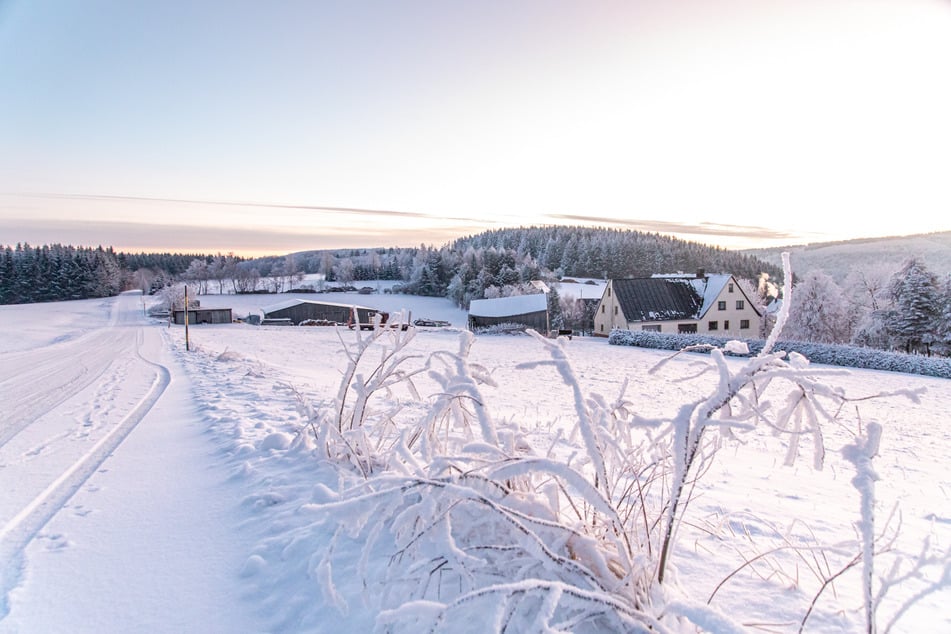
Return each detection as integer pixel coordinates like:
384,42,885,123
172,308,233,325
261,299,384,328
468,294,549,332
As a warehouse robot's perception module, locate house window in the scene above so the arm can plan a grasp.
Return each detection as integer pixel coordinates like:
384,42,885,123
600,323,604,332
736,300,745,310
601,305,605,313
708,321,718,330
614,306,618,315
718,301,726,311
724,320,730,330
607,287,611,297
678,323,698,334
728,283,734,293
642,325,661,332
740,319,750,329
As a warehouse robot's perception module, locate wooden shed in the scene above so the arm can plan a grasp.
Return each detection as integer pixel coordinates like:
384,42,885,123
468,294,549,332
173,308,233,325
261,299,383,328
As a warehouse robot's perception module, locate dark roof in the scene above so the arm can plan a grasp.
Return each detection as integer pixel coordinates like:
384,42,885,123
613,278,704,322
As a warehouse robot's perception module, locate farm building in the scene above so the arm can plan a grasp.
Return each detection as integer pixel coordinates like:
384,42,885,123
261,299,384,328
468,293,549,332
172,308,233,325
593,271,761,337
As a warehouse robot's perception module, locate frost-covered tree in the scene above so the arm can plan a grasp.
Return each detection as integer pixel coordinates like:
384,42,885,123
233,264,261,293
408,249,451,297
208,252,238,293
183,258,210,295
937,274,951,356
782,270,855,343
333,258,355,286
886,258,941,354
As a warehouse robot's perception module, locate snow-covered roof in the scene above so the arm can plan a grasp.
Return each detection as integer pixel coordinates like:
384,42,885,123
649,273,733,317
694,274,732,317
261,298,376,314
614,273,736,322
468,293,548,318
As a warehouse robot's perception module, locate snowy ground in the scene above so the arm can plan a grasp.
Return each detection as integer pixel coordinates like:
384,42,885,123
1,290,949,633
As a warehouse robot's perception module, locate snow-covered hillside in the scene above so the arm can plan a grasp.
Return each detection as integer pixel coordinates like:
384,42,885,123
1,291,948,632
744,231,951,281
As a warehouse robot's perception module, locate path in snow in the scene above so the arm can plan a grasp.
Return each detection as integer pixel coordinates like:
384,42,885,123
0,293,262,633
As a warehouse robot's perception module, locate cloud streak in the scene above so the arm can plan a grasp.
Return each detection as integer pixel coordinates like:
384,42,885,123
2,193,800,254
0,217,483,256
20,192,487,225
547,214,795,241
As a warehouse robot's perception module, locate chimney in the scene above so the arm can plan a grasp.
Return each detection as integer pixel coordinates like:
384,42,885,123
696,268,705,279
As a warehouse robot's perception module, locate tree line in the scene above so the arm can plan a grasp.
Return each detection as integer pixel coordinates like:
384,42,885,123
0,243,126,304
783,257,951,356
2,227,784,308
5,230,947,356
0,244,244,305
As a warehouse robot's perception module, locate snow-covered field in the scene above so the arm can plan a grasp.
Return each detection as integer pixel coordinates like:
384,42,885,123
1,290,948,633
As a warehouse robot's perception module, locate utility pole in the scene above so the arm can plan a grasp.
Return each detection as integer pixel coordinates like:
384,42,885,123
184,285,190,351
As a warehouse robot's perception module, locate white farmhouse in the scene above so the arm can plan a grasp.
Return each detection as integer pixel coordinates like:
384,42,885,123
593,270,761,337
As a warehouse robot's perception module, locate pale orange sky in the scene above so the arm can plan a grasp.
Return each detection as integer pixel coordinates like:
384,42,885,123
2,0,950,256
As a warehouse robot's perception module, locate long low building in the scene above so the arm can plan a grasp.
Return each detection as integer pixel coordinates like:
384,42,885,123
261,299,384,327
468,293,549,332
173,307,233,325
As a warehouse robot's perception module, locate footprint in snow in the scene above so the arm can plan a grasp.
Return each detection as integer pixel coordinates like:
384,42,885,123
38,533,71,551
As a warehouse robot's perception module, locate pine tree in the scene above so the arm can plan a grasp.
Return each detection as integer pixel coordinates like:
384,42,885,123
934,273,951,356
887,258,941,355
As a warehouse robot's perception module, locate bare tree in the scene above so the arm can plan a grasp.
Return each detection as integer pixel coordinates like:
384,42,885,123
183,259,209,295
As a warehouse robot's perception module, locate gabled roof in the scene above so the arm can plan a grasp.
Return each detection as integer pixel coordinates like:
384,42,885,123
612,273,738,322
469,293,548,318
612,278,703,322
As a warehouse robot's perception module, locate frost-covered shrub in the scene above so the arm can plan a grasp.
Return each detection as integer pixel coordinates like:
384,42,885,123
609,329,951,378
293,255,945,633
473,322,531,335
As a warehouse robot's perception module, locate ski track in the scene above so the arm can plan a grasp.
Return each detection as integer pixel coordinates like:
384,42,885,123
0,293,170,618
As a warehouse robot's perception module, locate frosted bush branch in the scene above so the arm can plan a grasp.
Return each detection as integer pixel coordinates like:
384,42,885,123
409,332,499,454
375,579,669,634
761,251,793,356
843,422,883,634
880,542,951,633
521,331,609,497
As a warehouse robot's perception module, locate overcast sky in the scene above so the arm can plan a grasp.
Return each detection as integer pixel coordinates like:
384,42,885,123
1,0,949,256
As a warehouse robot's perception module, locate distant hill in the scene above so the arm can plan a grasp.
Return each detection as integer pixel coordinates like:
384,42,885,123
743,231,951,281
248,226,785,283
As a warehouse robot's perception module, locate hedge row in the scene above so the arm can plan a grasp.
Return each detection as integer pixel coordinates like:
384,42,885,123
608,329,951,379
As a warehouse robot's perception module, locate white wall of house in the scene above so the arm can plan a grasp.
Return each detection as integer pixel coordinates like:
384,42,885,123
635,321,697,334
593,281,625,336
698,278,761,337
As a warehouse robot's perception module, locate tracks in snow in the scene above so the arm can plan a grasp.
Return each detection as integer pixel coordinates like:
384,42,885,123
0,294,171,618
